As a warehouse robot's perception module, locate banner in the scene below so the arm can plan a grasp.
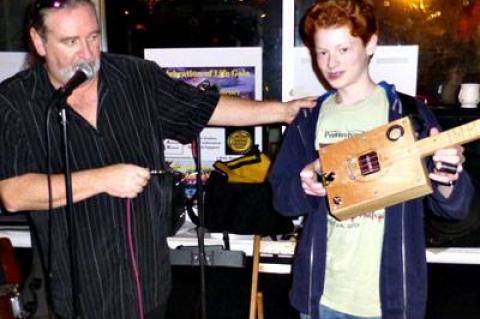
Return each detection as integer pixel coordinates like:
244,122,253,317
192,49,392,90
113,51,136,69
144,47,263,185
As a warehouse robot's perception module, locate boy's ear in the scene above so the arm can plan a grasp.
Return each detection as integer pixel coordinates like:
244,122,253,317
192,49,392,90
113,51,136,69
366,34,378,56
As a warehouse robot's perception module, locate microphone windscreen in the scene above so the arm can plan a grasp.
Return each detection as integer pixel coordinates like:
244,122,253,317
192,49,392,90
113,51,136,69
76,63,95,80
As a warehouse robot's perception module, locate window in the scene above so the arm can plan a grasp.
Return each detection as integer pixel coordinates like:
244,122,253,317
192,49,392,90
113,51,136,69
294,0,480,106
0,0,30,51
1,0,478,105
105,0,282,99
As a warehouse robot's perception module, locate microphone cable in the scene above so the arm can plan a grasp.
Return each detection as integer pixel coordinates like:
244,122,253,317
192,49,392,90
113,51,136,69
125,198,145,319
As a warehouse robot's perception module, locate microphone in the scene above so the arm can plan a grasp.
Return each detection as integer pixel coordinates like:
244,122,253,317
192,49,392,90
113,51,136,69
56,63,95,99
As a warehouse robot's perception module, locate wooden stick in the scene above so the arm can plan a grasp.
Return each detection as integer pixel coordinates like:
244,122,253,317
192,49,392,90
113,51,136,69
249,235,262,319
257,292,264,319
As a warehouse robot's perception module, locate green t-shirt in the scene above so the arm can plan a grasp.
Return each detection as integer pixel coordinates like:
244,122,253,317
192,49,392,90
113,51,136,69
316,86,389,317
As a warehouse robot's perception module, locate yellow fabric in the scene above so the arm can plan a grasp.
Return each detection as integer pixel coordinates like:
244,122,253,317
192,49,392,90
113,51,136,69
213,152,271,183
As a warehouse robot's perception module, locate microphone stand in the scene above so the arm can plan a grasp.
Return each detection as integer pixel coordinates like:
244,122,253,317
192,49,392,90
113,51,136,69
46,91,81,319
60,107,80,318
192,80,218,319
192,137,207,319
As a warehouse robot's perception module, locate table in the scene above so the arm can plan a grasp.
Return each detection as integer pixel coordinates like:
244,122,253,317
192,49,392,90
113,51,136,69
2,223,480,267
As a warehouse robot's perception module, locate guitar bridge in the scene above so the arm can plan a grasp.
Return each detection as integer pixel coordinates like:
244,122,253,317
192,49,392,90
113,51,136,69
358,151,380,176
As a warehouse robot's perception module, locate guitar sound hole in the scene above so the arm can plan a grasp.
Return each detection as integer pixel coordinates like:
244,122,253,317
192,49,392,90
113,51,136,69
386,124,405,141
358,151,380,176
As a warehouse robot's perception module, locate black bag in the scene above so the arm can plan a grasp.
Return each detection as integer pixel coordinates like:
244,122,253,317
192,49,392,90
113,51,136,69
187,148,294,236
160,170,186,237
151,123,186,237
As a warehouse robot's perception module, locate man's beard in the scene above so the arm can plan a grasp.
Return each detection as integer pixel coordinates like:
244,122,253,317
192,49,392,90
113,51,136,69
59,59,100,83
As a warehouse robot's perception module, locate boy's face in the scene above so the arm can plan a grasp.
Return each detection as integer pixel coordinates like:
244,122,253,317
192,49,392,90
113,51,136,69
312,25,377,91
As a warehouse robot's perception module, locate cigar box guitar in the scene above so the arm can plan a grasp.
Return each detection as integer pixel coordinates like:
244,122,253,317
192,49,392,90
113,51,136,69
318,116,480,221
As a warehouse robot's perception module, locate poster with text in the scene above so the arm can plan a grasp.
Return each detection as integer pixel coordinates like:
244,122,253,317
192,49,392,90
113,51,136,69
286,45,419,100
281,0,418,100
144,48,263,184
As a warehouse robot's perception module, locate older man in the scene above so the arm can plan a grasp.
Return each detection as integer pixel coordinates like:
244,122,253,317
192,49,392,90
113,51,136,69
0,1,315,318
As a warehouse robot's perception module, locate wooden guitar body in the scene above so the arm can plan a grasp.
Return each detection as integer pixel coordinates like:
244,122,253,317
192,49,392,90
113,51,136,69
319,117,432,220
319,114,480,220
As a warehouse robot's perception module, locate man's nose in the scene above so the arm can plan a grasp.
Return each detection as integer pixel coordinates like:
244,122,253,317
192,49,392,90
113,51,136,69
78,39,96,59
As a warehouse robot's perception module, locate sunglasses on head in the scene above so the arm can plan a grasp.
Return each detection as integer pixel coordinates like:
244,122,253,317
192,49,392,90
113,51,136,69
33,0,67,12
31,0,94,27
30,0,68,29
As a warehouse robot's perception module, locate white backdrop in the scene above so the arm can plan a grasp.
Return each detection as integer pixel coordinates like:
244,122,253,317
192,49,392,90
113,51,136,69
0,51,27,82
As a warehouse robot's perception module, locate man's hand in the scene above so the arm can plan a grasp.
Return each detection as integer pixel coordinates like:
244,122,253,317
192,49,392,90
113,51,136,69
300,160,326,197
0,164,152,212
283,97,317,124
428,127,464,196
97,164,151,198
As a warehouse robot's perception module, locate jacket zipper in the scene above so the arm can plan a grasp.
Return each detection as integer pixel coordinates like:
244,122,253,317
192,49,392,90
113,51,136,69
401,203,408,319
297,124,308,154
296,122,315,317
308,233,315,316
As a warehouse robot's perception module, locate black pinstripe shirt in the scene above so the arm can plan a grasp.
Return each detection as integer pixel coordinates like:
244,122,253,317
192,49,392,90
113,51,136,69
0,53,219,319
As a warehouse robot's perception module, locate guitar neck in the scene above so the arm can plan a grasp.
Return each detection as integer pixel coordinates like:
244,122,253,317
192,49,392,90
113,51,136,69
416,118,480,157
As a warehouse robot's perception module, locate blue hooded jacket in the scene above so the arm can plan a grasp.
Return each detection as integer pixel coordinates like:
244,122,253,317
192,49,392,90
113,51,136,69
269,82,474,319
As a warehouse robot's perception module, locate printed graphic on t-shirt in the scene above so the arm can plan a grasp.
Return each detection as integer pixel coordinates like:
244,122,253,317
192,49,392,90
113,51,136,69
328,210,385,229
323,129,363,140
